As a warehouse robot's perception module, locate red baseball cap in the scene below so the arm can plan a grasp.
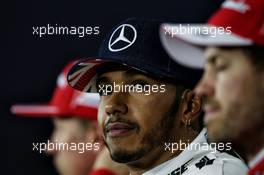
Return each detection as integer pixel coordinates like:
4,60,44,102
160,0,264,68
11,61,99,120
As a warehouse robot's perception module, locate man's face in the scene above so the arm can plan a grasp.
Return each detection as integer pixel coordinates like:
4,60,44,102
47,118,99,175
97,69,180,164
195,47,264,144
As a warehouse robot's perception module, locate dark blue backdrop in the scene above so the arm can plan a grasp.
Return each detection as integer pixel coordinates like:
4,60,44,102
6,0,223,174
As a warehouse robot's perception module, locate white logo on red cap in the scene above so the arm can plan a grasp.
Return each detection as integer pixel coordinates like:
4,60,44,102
57,73,67,88
222,0,250,13
108,24,137,52
74,93,100,108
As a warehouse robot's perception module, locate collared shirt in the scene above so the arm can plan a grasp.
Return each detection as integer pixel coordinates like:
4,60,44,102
248,147,264,175
249,147,264,168
143,129,248,175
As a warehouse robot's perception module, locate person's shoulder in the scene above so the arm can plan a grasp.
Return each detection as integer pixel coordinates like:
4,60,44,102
186,151,248,175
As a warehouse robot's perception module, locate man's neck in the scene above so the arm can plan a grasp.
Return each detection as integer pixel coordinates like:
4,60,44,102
233,129,264,164
128,145,181,175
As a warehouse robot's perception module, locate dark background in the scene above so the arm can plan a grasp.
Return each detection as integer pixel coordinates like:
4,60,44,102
6,0,224,174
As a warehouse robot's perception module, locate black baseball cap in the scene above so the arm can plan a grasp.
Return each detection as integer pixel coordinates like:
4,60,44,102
67,18,203,92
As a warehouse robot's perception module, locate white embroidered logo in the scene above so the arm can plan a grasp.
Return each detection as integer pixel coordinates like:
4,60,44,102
108,24,137,52
222,0,250,13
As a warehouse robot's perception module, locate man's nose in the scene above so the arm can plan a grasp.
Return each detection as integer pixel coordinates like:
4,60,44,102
195,71,215,98
104,92,128,116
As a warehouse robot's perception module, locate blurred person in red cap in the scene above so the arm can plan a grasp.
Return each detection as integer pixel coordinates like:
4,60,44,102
160,0,264,174
11,61,129,175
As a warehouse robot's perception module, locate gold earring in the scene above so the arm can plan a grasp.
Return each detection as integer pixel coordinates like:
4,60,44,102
187,119,191,126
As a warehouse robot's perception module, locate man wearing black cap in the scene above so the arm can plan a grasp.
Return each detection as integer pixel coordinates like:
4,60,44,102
160,0,264,174
68,18,247,175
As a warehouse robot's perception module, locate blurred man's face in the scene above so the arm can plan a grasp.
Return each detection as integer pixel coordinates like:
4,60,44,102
97,69,182,164
47,118,99,175
195,47,264,144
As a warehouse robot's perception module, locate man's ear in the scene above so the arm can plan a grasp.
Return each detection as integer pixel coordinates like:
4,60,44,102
180,90,202,127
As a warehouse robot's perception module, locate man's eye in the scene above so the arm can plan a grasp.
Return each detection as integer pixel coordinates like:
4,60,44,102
132,80,148,86
132,80,150,92
97,84,113,96
215,63,229,72
98,90,109,96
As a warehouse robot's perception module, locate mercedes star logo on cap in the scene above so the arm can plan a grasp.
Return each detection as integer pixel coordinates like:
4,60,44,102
108,24,137,52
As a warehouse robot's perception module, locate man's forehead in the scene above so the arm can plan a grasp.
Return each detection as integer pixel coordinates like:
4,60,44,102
204,46,246,64
204,47,232,66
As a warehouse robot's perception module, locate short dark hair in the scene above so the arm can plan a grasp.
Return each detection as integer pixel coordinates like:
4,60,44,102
242,45,264,71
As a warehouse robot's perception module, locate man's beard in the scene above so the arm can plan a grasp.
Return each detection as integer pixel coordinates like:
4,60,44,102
107,95,181,164
208,83,264,146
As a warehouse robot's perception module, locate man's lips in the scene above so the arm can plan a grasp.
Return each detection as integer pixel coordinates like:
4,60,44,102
204,106,219,114
105,122,136,138
204,105,220,122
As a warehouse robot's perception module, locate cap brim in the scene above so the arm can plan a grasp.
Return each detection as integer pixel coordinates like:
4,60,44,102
160,23,252,69
67,59,103,92
11,104,62,117
67,58,148,92
11,104,98,120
